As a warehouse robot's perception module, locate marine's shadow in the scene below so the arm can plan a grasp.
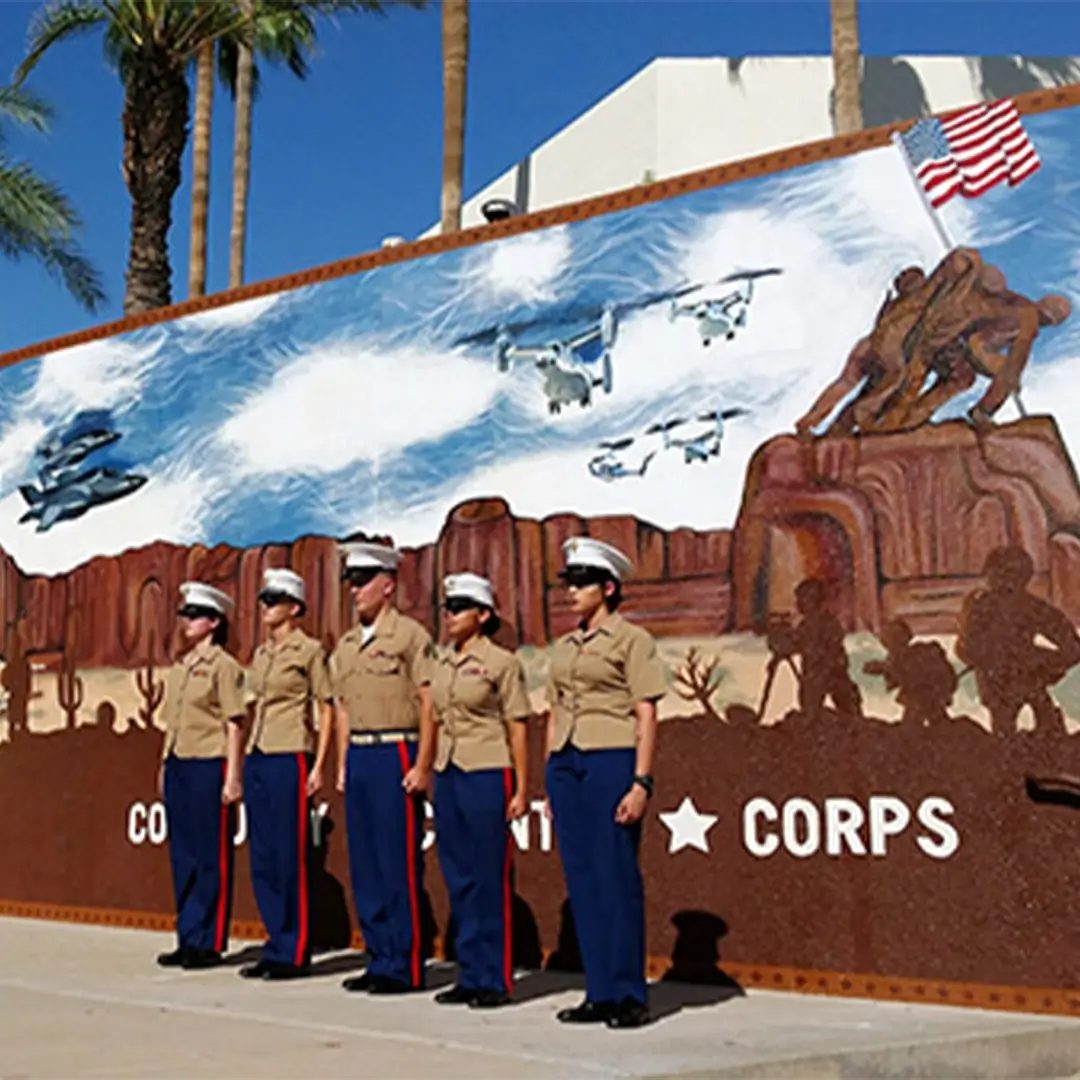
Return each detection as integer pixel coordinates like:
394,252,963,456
650,910,744,1022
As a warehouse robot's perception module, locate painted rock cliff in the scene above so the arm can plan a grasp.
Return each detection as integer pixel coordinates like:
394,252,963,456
732,415,1080,634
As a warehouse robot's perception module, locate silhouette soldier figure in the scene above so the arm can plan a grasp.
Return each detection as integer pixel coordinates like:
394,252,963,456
764,579,862,722
863,618,958,726
956,547,1080,735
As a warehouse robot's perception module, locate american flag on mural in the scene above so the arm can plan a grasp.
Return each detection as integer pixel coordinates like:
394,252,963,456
896,98,1041,209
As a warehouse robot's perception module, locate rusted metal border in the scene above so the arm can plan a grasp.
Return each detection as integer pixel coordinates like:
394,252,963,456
2,898,1078,1018
3,82,1080,371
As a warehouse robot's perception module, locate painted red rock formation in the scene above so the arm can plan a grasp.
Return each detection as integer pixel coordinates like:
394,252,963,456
732,416,1080,634
1,503,733,670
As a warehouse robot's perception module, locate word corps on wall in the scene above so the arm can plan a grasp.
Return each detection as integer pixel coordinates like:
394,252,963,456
742,795,959,860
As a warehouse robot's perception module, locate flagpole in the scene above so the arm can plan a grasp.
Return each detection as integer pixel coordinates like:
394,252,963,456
891,131,953,252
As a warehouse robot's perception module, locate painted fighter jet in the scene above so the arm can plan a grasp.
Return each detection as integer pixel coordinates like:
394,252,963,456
19,467,148,532
35,409,122,482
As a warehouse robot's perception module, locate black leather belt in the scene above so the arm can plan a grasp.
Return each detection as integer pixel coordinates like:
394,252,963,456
350,729,419,747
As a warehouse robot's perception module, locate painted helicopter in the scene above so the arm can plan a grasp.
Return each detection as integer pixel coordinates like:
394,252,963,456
667,268,784,346
452,281,729,415
646,406,750,464
587,436,657,482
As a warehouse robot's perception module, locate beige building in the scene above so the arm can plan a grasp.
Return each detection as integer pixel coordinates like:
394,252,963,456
416,55,1079,238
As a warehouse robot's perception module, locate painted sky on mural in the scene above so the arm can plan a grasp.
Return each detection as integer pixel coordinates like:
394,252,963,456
1,105,1079,574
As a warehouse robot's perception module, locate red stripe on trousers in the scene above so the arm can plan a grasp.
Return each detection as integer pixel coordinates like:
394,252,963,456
295,754,310,967
397,742,422,987
214,760,229,953
502,768,514,995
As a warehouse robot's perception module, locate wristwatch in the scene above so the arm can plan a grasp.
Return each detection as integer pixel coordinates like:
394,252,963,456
632,774,655,798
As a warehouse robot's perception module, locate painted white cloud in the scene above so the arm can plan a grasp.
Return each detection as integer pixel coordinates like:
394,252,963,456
218,339,503,475
0,419,48,489
0,462,220,576
28,336,161,414
474,226,572,305
178,293,282,332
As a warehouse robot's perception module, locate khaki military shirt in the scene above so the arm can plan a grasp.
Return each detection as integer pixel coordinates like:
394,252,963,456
246,628,332,755
432,636,531,772
161,643,247,760
547,612,668,752
329,607,434,732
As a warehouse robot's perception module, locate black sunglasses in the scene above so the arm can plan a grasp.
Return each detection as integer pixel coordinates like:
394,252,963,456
443,596,482,615
177,604,219,620
258,590,295,607
559,566,609,588
342,568,381,587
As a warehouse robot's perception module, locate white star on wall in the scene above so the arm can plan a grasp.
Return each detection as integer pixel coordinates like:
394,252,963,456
659,796,719,855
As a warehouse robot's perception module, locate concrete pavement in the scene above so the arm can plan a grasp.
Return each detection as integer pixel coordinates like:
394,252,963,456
2,918,1080,1078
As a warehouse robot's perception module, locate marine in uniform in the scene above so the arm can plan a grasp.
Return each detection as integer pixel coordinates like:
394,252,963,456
544,538,667,1029
430,573,530,1009
330,542,436,995
239,568,334,981
156,582,247,970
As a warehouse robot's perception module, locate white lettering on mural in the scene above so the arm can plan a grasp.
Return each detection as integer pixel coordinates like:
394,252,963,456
742,795,959,860
126,801,248,848
423,799,554,853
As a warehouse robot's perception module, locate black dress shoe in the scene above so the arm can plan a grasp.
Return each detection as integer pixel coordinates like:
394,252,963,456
239,960,270,979
342,971,373,992
368,975,418,995
605,998,651,1029
156,947,189,968
181,949,223,970
470,988,512,1009
263,961,310,981
556,999,613,1024
434,984,478,1005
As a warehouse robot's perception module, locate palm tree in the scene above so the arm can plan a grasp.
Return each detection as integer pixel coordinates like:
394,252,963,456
13,1,258,315
440,0,467,233
190,1,420,296
0,83,104,311
230,1,427,287
188,38,214,297
830,0,863,134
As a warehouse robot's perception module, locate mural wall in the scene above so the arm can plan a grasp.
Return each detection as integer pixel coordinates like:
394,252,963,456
4,91,1080,1008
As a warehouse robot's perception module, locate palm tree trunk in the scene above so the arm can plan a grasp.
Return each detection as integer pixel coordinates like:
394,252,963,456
121,54,190,314
830,0,863,135
440,0,468,234
188,39,215,298
229,0,255,289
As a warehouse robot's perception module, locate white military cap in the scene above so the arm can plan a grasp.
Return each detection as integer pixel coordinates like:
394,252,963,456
261,567,306,604
562,537,634,581
178,581,234,616
444,572,497,610
341,542,402,572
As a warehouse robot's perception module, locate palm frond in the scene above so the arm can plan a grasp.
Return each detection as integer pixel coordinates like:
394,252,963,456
13,0,108,86
0,155,105,311
0,85,55,134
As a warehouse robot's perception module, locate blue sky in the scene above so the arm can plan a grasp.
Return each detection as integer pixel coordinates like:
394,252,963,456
0,0,1075,357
